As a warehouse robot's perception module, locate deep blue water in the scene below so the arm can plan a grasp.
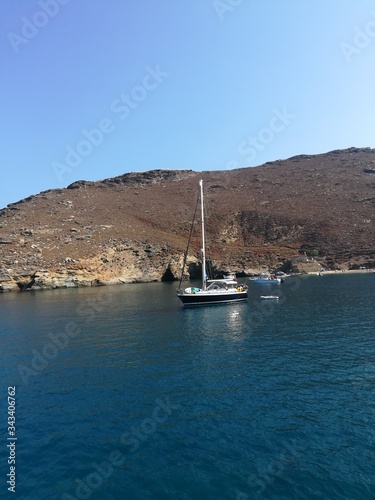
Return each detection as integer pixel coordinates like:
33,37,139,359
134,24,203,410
0,273,374,499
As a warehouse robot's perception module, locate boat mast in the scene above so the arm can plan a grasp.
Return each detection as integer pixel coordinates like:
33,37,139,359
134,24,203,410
199,179,207,290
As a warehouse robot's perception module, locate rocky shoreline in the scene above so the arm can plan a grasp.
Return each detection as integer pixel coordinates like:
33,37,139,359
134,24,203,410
1,258,373,293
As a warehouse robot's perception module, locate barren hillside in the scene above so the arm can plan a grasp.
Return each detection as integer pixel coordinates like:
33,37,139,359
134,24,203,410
1,147,375,291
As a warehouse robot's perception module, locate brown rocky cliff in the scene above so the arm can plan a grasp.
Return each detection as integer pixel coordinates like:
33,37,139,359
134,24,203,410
1,148,375,291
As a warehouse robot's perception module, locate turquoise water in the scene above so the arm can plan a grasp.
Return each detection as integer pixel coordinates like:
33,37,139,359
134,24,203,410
0,273,374,499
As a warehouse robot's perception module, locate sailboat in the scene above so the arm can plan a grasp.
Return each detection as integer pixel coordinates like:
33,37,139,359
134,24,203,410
176,180,248,306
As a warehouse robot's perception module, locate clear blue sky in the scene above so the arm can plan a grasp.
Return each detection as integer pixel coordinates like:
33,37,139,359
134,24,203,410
1,0,375,207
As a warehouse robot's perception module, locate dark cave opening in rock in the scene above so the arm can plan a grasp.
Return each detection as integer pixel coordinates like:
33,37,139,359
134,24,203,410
161,265,176,282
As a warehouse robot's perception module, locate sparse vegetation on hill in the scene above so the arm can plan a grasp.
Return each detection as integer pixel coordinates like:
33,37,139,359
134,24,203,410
1,148,375,291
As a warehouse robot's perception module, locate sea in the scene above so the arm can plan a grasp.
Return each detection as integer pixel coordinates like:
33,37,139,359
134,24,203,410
0,272,374,500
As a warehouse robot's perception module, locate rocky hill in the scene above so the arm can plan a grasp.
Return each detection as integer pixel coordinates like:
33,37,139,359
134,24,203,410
1,147,375,291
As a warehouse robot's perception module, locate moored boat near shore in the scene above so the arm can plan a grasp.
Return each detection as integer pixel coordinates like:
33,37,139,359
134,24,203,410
260,295,279,300
176,180,248,305
250,273,281,284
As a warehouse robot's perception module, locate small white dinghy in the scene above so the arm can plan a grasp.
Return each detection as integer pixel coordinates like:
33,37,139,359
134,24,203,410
260,295,279,300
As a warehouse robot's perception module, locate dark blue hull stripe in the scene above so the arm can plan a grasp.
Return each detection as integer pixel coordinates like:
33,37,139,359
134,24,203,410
177,292,248,305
